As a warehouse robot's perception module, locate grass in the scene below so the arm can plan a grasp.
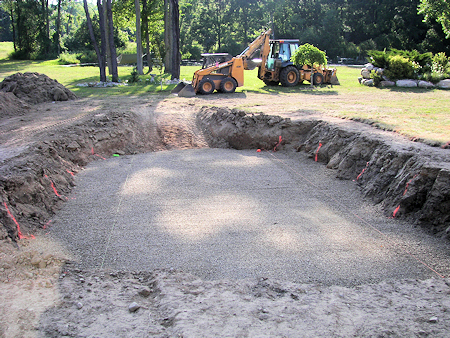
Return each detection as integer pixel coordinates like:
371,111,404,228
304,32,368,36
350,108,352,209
0,42,14,60
0,54,449,145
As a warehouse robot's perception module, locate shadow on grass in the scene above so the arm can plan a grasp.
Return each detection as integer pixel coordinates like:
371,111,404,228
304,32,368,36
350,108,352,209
243,84,339,95
372,85,442,94
67,74,175,98
0,59,34,74
192,92,249,100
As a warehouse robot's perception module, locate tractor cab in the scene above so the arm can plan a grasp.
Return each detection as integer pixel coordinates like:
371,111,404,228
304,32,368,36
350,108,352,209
266,39,299,70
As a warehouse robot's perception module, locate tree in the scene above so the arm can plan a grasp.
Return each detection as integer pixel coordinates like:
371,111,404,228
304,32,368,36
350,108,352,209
142,0,162,72
164,0,180,79
83,0,106,81
0,1,14,44
54,0,62,55
291,43,327,67
291,43,327,86
135,0,143,74
418,0,450,38
82,0,119,82
106,0,118,81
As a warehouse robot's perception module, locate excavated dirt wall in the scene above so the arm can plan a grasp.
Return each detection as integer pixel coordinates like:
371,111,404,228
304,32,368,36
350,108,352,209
197,107,450,238
1,105,449,241
0,111,159,240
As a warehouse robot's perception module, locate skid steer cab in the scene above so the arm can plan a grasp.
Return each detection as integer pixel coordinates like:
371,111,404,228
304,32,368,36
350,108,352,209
172,53,245,97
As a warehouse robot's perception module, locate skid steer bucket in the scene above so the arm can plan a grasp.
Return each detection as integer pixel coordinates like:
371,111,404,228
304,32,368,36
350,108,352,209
329,69,340,85
171,82,196,97
330,75,340,85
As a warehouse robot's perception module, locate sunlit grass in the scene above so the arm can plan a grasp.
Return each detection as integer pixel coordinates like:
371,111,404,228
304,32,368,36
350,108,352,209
0,58,449,145
0,42,14,60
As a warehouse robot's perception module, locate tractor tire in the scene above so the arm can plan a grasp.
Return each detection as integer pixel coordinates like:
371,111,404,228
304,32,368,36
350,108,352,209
219,77,237,93
313,73,324,85
280,66,300,87
198,78,215,95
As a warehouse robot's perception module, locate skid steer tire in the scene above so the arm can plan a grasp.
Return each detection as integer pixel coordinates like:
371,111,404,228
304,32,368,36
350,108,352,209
280,66,300,87
198,78,215,95
313,73,324,85
219,77,237,94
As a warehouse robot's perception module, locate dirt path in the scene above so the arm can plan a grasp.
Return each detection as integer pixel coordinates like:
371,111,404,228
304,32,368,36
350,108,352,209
1,92,450,337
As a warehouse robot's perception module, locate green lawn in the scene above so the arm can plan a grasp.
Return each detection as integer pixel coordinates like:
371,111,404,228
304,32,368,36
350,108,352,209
0,55,449,145
0,42,14,60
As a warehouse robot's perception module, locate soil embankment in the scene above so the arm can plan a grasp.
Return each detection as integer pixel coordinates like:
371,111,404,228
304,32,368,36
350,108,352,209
2,103,450,240
197,107,450,238
1,73,449,240
1,73,450,337
1,101,449,240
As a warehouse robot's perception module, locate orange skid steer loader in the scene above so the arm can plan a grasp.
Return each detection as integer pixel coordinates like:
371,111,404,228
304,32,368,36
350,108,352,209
172,30,272,97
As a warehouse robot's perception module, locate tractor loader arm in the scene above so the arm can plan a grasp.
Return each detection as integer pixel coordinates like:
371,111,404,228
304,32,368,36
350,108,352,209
239,29,272,70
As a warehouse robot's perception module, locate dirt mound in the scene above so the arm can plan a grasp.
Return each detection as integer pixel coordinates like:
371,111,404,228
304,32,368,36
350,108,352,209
0,72,77,104
0,92,29,118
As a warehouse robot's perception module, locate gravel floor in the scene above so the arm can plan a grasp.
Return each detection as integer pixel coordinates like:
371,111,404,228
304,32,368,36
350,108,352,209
49,149,450,286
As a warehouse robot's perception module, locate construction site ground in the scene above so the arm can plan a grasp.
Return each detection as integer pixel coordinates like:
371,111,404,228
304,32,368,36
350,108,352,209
1,88,450,337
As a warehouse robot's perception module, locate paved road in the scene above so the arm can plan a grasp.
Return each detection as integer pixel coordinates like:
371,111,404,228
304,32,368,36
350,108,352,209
50,149,450,286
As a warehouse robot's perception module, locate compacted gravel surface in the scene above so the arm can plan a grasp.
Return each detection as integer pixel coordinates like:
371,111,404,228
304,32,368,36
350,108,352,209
49,148,450,286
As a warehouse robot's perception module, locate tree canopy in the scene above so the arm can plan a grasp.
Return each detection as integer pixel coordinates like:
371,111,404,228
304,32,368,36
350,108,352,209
418,0,450,38
1,0,450,65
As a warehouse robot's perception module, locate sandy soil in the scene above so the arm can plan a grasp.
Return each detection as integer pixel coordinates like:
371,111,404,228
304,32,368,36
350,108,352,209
1,82,450,337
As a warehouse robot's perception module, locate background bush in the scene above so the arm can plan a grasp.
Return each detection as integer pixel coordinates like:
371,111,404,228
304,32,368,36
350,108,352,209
58,52,81,65
367,49,450,82
383,55,414,80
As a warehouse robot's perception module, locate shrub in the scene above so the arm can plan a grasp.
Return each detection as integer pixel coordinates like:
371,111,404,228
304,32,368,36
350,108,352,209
370,70,383,86
291,43,327,67
9,49,30,60
58,52,80,65
368,49,432,75
128,67,140,83
78,50,97,64
384,55,414,80
432,52,450,73
367,50,389,68
422,71,446,83
390,49,432,69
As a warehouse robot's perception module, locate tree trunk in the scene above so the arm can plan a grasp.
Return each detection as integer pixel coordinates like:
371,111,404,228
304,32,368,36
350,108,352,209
164,0,172,75
103,0,112,75
56,0,61,55
83,0,106,82
40,0,50,55
106,0,118,82
46,0,49,54
97,0,107,80
170,0,180,79
15,1,21,51
242,5,248,45
10,7,16,51
142,0,152,73
164,0,180,79
135,0,144,75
